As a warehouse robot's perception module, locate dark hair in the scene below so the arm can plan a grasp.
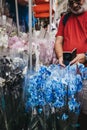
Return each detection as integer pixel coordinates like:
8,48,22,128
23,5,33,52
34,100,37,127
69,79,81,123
68,0,81,6
43,18,49,28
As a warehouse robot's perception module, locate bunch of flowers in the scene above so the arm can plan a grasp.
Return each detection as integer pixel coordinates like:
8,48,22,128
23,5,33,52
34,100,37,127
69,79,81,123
25,63,87,130
0,56,27,130
0,27,8,48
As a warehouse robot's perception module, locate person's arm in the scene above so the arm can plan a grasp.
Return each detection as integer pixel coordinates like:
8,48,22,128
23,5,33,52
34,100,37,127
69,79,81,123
54,15,65,67
54,36,65,67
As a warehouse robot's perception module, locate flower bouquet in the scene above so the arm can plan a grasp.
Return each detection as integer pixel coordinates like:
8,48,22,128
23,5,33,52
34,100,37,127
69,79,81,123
25,63,87,130
0,55,28,130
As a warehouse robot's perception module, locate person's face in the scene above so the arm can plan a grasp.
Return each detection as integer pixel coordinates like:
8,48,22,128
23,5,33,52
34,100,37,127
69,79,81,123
68,0,85,14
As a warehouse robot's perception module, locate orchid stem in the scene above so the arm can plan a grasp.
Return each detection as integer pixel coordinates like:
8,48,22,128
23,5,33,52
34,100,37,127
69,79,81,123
4,114,9,130
0,108,8,130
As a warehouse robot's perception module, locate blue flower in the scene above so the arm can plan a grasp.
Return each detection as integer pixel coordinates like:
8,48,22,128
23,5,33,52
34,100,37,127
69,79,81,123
24,63,87,120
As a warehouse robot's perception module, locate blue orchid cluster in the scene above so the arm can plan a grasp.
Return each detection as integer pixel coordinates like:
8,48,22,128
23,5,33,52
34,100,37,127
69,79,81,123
25,63,87,119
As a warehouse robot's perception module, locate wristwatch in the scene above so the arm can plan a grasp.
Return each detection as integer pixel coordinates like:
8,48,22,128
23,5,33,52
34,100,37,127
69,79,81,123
84,52,87,62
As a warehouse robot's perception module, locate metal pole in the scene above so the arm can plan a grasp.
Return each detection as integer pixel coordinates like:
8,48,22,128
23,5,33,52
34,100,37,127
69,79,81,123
0,0,2,8
28,0,32,72
15,0,20,36
49,0,53,32
0,0,2,15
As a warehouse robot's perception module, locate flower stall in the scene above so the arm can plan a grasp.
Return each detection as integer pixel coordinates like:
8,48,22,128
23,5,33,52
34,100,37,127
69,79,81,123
0,0,87,130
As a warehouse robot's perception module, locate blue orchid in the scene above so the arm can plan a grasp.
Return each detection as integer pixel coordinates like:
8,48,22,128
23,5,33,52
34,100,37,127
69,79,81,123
25,63,87,120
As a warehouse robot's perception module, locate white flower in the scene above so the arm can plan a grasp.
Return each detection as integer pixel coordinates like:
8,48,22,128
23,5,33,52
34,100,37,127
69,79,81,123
0,77,5,87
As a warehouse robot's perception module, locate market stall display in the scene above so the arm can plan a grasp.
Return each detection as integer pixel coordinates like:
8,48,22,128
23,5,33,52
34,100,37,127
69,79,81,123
0,0,87,130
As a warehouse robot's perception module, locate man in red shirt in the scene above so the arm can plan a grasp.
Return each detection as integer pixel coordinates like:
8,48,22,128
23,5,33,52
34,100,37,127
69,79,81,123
55,0,87,67
55,1,87,130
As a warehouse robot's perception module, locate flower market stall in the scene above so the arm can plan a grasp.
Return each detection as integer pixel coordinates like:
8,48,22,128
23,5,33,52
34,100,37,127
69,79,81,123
0,0,87,130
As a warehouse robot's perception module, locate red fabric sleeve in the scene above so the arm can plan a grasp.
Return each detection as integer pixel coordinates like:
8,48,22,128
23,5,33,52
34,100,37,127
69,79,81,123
55,16,65,37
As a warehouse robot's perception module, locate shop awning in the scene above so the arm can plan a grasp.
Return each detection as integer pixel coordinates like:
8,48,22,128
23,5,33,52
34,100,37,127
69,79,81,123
34,12,49,18
33,3,49,13
34,0,49,5
33,1,54,18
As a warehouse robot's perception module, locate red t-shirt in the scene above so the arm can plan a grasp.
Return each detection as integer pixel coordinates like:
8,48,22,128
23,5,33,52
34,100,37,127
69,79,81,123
56,12,87,54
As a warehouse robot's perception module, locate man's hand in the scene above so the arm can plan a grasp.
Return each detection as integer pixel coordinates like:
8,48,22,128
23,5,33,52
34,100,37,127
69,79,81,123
58,56,66,67
70,53,86,65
